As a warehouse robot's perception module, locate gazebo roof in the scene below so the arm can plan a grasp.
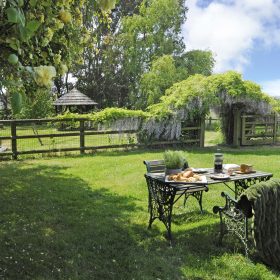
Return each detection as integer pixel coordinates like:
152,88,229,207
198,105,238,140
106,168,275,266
54,88,98,106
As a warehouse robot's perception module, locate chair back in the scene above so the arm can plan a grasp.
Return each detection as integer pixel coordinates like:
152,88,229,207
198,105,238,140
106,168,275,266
143,160,165,173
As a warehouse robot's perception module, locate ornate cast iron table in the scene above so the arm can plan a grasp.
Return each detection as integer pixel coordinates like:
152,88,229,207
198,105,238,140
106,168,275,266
144,169,273,242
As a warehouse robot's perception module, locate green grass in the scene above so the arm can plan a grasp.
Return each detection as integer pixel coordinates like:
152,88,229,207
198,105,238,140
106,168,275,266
0,125,137,154
0,147,280,279
205,130,224,146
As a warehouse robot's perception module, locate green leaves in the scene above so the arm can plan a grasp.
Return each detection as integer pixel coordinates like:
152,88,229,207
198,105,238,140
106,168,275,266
10,92,23,116
5,6,39,42
163,150,185,169
8,53,19,65
6,7,19,23
26,20,41,33
6,7,25,25
29,0,37,7
140,55,179,108
18,0,24,7
90,107,149,124
19,20,41,41
97,0,116,11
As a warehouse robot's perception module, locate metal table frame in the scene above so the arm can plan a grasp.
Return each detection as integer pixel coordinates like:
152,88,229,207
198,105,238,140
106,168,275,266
145,169,273,242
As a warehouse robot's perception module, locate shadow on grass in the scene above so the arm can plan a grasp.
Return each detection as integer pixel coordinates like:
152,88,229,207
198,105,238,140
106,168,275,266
0,162,193,279
88,145,280,159
0,162,279,279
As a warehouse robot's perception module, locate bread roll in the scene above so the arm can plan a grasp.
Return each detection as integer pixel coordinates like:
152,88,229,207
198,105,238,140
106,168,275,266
182,170,194,178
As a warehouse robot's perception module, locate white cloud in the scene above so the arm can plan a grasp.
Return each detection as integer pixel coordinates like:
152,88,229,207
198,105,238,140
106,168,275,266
182,0,280,73
260,79,280,97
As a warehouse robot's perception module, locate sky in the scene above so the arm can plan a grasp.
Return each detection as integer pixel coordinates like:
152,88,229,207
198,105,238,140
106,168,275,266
182,0,280,97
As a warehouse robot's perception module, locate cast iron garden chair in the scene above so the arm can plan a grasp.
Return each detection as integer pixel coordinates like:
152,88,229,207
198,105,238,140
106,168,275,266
213,179,280,271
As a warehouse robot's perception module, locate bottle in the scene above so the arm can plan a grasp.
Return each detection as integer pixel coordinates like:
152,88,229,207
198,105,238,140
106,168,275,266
214,149,223,173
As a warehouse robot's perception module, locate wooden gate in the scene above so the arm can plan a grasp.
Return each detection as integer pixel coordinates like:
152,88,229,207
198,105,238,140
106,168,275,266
240,114,278,146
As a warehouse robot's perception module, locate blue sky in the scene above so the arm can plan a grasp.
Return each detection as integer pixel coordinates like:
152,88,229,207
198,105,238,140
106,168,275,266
182,0,280,96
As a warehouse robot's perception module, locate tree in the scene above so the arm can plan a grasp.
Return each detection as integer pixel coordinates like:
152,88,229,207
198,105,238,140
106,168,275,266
74,0,142,108
75,0,187,109
120,0,187,106
0,0,116,117
175,50,215,78
139,55,180,108
138,50,215,109
11,88,55,119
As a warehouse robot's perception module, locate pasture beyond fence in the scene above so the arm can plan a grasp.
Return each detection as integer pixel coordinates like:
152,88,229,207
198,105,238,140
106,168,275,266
0,118,204,159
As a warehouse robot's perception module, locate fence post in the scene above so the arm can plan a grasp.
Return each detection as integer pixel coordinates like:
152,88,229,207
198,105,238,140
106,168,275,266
80,120,85,154
11,121,17,160
241,115,246,146
273,113,277,144
199,117,205,148
233,108,241,147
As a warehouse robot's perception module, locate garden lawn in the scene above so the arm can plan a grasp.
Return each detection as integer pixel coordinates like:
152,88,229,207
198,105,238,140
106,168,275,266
0,147,280,279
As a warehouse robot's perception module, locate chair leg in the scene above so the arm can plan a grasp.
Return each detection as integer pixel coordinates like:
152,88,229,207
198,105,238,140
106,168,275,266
218,212,225,245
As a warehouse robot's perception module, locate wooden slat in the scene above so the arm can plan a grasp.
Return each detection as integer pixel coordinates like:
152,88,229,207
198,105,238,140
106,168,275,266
244,134,274,138
181,127,200,131
84,130,137,135
0,118,87,124
1,130,137,140
244,122,275,125
15,132,80,139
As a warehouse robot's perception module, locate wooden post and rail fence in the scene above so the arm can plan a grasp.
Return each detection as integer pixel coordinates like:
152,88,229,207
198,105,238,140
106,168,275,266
0,114,278,159
233,113,279,146
0,118,204,159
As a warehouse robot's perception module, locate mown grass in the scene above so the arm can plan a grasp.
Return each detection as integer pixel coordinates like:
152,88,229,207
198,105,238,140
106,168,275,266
0,147,280,279
0,125,137,153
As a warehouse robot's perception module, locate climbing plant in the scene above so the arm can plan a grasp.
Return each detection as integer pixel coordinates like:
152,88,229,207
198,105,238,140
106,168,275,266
150,71,273,144
55,71,274,144
207,71,272,144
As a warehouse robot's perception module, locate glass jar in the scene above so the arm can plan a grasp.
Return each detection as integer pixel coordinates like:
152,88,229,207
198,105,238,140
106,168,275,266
214,149,223,173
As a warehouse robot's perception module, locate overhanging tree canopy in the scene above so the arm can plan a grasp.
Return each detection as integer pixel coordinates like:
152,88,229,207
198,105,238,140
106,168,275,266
0,0,116,104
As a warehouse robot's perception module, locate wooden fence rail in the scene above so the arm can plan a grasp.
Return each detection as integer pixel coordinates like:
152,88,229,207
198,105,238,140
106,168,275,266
0,118,203,159
240,114,279,146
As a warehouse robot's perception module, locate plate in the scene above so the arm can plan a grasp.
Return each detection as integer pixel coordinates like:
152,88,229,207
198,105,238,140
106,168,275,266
165,175,207,184
210,174,230,180
192,168,208,174
235,170,256,174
